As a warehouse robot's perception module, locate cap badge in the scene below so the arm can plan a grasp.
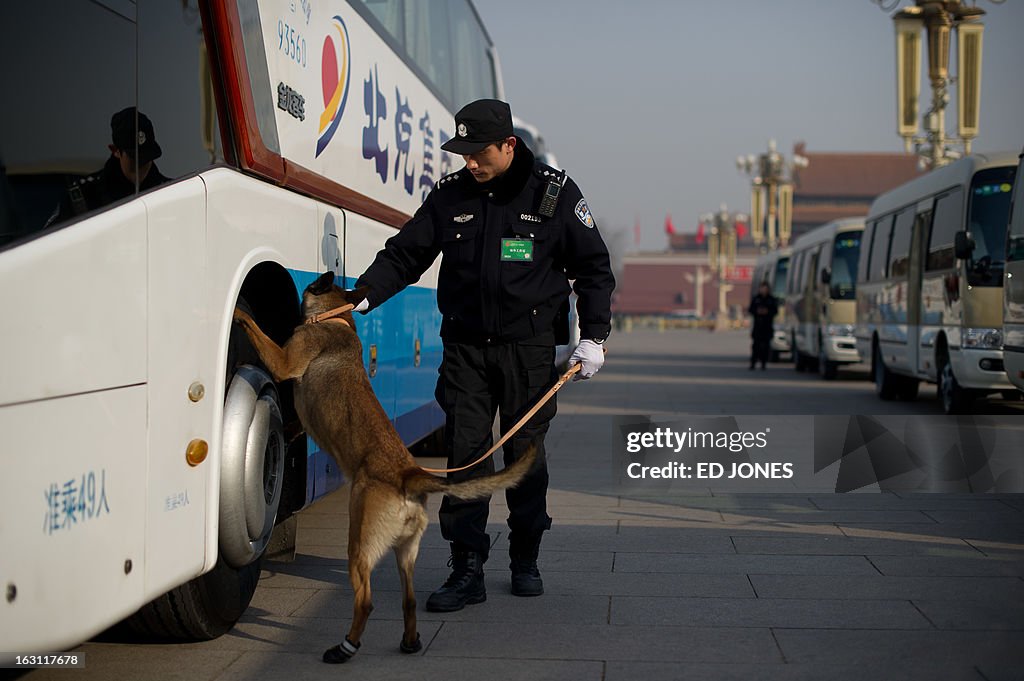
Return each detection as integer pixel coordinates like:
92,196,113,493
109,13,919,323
138,131,147,145
457,123,468,137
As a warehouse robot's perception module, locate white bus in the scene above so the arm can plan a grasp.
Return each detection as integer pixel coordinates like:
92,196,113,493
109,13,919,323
0,0,502,655
751,247,791,361
1003,148,1024,394
786,219,863,380
854,152,1018,413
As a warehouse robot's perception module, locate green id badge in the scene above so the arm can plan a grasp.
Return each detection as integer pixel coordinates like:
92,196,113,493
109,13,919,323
501,238,534,261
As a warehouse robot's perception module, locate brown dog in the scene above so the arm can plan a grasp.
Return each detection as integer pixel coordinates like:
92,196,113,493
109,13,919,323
231,272,535,663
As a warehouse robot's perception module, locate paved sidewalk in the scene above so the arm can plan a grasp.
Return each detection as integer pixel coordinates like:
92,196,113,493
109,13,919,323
29,329,1024,681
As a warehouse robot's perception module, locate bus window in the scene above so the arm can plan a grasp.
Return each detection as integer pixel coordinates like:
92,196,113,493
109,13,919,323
773,257,789,301
966,166,1016,287
830,231,861,300
869,216,893,281
927,188,963,271
1,1,135,246
888,208,914,278
405,1,455,106
450,0,498,105
1009,166,1024,263
857,222,875,283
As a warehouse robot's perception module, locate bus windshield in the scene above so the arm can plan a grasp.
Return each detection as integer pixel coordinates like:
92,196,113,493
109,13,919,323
967,166,1016,286
830,231,861,300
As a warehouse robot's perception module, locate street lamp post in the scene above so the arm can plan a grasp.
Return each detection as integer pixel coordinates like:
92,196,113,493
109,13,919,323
874,0,1000,168
736,140,808,250
701,204,747,330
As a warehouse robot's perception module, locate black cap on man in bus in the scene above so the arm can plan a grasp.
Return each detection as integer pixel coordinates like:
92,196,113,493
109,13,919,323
440,99,514,155
110,107,163,165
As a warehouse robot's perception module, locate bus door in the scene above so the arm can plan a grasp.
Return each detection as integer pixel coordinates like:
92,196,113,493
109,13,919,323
910,200,932,376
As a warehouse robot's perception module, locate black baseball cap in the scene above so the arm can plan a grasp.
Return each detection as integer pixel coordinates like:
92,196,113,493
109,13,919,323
111,107,162,164
440,99,514,155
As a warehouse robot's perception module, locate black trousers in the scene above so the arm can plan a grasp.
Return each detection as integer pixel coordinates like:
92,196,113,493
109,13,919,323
434,337,556,559
750,336,771,366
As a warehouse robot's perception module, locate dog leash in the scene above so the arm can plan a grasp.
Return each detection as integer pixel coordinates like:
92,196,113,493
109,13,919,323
305,303,355,324
418,362,582,475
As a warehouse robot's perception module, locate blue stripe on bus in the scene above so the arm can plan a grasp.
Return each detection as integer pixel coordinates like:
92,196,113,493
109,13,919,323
287,269,445,504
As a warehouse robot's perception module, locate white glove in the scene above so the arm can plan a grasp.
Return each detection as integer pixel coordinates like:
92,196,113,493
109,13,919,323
354,298,369,312
569,339,604,381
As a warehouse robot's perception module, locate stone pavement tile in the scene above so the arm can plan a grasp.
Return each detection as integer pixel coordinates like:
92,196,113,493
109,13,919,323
216,652,604,681
417,546,614,572
603,661,985,681
245,584,317,618
195,614,442,657
732,535,978,556
810,496,1016,511
258,562,349,590
294,526,346,547
749,574,1024,602
618,494,819,510
292,589,609,625
868,555,1024,577
23,646,240,681
964,540,1024,557
719,509,934,524
613,552,878,575
924,510,1024,524
610,596,929,629
911,599,1024,630
839,522,1024,543
545,525,738,553
426,622,781,663
541,570,755,598
772,629,1024,667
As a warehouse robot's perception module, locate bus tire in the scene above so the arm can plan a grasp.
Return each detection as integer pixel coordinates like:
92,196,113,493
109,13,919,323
123,556,262,640
873,343,899,400
938,352,973,415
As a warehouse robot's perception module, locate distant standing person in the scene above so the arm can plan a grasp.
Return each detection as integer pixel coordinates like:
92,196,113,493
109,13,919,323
748,282,777,370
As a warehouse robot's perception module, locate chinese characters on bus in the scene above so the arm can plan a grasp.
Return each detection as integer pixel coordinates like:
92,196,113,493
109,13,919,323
361,65,453,201
43,470,110,535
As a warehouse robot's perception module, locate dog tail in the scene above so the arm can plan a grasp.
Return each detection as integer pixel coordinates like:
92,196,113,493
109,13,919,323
404,445,538,500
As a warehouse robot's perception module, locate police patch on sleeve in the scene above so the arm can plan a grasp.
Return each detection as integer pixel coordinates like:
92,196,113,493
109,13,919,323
574,198,595,228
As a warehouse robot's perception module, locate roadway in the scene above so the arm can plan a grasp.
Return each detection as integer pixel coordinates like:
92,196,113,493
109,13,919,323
18,327,1024,681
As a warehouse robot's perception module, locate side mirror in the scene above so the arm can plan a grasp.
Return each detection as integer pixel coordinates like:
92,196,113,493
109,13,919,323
954,230,975,260
820,267,831,285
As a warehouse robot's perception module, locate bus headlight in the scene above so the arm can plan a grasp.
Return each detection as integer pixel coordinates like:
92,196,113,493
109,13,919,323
961,327,1003,349
825,324,855,337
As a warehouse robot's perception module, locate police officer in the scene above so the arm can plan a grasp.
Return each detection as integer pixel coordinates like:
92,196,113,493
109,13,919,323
354,99,614,611
49,107,169,226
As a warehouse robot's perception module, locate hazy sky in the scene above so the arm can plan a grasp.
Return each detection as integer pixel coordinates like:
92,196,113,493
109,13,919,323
473,0,1024,253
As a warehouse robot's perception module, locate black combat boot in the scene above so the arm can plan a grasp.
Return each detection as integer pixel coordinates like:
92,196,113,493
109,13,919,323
509,534,543,597
425,545,486,612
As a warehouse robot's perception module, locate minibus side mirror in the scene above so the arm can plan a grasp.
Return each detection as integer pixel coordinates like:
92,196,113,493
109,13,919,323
954,231,975,259
820,267,831,285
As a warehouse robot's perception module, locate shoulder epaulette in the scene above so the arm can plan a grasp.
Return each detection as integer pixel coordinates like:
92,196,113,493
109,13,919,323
534,165,567,184
435,170,462,188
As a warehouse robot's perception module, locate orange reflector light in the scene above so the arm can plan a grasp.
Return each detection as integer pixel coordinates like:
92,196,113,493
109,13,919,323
186,439,209,467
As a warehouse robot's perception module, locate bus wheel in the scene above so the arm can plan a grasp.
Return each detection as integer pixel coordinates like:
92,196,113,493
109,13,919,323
938,354,973,415
873,344,899,400
818,339,837,380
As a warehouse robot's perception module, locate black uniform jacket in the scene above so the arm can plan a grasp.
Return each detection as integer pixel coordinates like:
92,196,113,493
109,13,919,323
356,141,615,345
749,294,778,341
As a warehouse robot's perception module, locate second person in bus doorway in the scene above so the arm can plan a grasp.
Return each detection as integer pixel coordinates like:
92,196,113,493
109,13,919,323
354,98,615,612
749,282,777,370
48,107,169,226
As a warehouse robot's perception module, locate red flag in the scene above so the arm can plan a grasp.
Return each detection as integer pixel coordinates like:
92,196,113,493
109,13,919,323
634,218,641,245
735,221,748,240
696,222,705,244
664,214,676,236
